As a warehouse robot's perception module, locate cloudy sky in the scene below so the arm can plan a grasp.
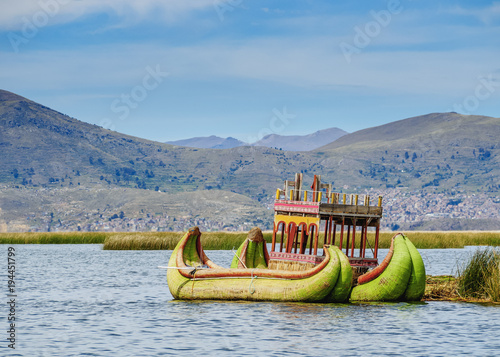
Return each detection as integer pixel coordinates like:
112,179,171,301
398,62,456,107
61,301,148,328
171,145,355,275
1,0,499,143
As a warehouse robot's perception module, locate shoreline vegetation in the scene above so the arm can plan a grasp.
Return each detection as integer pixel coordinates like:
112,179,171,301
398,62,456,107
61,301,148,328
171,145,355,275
425,247,500,303
1,231,499,250
1,231,498,303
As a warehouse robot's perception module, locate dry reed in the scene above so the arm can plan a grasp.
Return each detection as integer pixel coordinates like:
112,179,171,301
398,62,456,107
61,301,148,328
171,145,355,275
268,260,315,271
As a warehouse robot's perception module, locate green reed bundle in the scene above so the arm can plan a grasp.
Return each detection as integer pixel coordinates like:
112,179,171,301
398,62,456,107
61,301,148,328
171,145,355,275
457,247,500,301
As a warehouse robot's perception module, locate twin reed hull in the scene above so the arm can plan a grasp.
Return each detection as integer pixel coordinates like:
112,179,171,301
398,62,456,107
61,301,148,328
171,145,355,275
166,228,426,303
349,234,426,302
167,227,352,302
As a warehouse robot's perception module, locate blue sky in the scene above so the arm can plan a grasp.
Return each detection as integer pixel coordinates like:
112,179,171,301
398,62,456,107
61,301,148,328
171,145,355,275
1,0,499,143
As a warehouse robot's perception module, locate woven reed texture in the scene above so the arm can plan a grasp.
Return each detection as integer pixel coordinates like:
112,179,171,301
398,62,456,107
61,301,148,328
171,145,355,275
268,260,315,271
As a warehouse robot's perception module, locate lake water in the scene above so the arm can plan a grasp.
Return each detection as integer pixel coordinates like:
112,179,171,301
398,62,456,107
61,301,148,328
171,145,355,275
2,244,500,356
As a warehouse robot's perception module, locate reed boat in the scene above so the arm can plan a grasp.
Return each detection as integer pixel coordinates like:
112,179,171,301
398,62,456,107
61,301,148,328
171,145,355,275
167,226,352,302
166,173,426,302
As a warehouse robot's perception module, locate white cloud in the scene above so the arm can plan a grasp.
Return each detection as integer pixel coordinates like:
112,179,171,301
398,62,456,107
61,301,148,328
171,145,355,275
0,0,214,30
1,37,499,99
447,2,500,25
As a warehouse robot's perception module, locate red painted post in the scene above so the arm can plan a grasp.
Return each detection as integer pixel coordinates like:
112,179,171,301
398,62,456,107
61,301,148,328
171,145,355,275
346,224,351,256
339,218,344,252
328,216,333,245
351,221,356,258
313,226,319,256
309,225,315,255
299,225,307,254
271,223,277,252
332,221,337,246
362,223,368,258
374,223,380,259
286,223,296,254
359,224,364,258
323,218,329,247
279,223,285,252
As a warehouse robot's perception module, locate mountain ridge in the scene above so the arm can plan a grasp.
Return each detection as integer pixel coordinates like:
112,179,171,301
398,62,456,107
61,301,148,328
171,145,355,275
1,89,499,232
252,127,347,151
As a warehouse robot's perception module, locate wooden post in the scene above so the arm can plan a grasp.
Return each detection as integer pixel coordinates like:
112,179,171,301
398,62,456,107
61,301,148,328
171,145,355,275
271,223,277,252
346,224,351,256
286,223,296,254
359,223,364,258
299,226,306,254
309,225,315,255
374,223,380,259
304,191,308,202
351,220,356,258
343,193,347,204
378,196,383,207
275,189,280,200
294,226,299,254
362,222,368,258
323,218,329,247
355,194,359,205
313,227,319,256
279,223,285,252
332,221,337,246
339,218,344,251
328,215,333,245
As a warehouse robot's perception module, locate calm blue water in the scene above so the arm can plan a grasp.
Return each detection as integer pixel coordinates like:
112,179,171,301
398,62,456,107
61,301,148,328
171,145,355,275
1,245,499,356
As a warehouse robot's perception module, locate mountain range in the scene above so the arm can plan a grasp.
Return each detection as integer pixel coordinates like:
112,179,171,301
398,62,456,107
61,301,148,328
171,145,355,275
166,127,348,151
1,89,499,232
166,135,246,149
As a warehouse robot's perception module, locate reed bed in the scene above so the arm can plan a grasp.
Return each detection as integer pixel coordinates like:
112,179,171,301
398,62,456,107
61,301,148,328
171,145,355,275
101,231,248,250
1,230,499,250
457,247,500,302
0,232,107,244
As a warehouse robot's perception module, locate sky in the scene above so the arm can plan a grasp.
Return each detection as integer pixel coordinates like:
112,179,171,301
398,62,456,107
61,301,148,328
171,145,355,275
1,0,499,143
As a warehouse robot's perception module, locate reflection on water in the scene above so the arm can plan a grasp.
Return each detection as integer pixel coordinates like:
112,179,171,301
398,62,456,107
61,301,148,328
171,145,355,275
1,245,499,356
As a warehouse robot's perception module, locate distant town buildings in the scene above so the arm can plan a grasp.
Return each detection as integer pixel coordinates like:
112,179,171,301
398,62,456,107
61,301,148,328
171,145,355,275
17,188,500,232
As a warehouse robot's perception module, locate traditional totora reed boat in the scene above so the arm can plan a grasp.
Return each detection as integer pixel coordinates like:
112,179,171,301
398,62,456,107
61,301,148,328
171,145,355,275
167,226,352,302
166,173,426,302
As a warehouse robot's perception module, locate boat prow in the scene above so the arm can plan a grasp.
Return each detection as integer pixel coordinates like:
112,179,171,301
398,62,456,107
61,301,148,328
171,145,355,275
350,233,426,302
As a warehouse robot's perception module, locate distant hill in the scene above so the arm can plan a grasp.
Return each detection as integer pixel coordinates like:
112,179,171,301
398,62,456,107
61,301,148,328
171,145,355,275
166,135,247,149
168,127,348,151
252,127,348,151
315,112,500,192
1,89,499,232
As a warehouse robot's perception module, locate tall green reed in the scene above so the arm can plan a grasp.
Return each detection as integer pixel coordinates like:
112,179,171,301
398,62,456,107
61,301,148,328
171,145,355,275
457,247,500,301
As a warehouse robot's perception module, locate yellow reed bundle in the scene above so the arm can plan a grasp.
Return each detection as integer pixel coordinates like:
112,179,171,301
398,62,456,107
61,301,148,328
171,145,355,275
268,259,315,271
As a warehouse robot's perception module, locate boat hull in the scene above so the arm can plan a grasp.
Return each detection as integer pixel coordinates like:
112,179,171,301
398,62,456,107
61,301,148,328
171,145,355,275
166,228,426,303
167,227,344,302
